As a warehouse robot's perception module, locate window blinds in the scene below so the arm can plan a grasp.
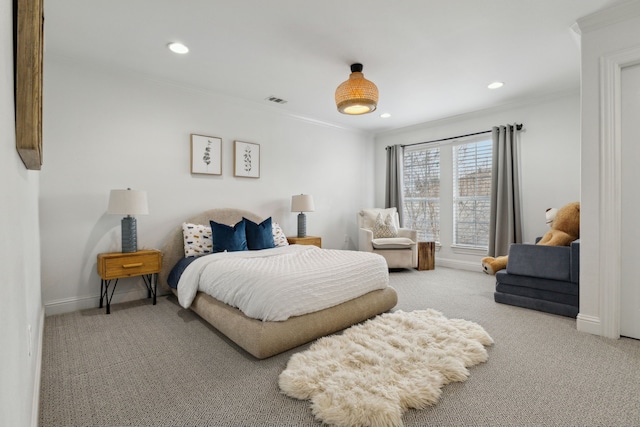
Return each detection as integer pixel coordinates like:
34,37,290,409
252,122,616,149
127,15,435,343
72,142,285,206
453,140,492,247
402,146,441,242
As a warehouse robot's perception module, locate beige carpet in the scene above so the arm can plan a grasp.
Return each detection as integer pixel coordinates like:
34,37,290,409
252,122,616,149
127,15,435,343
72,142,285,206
279,309,493,427
39,267,640,426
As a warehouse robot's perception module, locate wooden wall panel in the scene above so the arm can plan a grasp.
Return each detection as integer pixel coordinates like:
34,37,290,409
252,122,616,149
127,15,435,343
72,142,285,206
15,0,44,170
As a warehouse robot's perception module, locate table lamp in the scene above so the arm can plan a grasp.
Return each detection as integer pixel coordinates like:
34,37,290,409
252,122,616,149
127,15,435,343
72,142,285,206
108,188,148,253
291,194,315,238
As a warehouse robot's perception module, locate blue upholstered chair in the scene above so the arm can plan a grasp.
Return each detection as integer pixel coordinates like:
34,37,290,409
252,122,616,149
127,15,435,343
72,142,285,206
494,239,580,318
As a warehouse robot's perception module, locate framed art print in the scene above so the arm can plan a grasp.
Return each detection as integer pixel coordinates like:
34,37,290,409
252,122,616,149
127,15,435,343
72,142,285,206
234,141,260,178
15,0,44,170
191,134,222,175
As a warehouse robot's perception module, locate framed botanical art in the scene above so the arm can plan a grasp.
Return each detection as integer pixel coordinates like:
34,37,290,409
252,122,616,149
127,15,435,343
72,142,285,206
191,134,222,175
234,141,260,178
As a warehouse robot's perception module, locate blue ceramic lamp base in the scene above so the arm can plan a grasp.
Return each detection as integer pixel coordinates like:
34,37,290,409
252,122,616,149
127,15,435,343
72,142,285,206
121,216,137,253
297,213,307,238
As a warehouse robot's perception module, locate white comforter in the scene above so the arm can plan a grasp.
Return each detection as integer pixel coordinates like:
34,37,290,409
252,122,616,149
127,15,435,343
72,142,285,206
177,245,389,321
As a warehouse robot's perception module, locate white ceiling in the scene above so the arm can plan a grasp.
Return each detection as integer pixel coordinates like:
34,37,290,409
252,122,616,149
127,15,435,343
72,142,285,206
43,0,619,134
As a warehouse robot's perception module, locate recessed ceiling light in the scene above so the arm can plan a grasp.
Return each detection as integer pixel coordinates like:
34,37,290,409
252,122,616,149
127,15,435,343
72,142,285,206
488,81,504,89
380,113,391,118
168,42,189,54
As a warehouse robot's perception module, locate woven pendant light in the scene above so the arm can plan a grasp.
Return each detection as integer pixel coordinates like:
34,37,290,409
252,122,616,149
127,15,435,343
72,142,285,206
335,63,378,115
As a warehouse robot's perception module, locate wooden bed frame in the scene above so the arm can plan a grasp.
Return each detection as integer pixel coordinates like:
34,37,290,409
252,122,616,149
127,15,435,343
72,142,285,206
158,208,398,359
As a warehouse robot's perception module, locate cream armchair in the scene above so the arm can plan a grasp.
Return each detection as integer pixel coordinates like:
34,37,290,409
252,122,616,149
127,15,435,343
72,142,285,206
357,208,418,269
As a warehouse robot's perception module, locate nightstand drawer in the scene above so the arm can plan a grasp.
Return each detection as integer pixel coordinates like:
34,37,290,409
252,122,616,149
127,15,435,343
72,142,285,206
286,236,322,248
97,250,162,280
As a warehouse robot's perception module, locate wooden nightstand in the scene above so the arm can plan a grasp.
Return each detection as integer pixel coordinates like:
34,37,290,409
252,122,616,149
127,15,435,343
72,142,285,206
287,236,322,248
97,249,163,314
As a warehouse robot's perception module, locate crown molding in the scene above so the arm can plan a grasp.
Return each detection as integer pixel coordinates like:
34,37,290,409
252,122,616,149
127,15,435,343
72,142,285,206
576,0,640,34
376,88,578,138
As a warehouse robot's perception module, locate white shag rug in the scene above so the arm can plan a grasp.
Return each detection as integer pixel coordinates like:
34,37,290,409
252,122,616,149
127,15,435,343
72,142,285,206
279,309,494,427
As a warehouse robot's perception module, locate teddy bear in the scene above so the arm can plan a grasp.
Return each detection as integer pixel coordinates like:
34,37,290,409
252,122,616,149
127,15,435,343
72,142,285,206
481,201,580,275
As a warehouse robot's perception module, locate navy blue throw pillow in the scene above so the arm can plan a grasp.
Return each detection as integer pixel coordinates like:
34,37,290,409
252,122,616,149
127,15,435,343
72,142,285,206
243,217,275,250
210,220,248,253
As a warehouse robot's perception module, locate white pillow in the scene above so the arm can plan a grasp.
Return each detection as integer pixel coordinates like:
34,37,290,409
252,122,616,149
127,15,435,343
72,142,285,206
182,223,213,257
360,207,399,230
272,221,289,247
372,213,399,238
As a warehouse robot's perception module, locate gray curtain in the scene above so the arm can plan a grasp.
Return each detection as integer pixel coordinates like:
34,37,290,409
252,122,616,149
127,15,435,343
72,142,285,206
385,145,404,225
488,124,522,256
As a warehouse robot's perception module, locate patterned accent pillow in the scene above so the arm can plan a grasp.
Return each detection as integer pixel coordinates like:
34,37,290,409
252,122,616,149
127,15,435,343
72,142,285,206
360,207,399,230
372,213,399,238
272,221,289,247
182,223,213,257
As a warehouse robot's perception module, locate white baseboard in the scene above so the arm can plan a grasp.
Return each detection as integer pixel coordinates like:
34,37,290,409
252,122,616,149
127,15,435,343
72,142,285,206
32,306,44,427
577,313,603,336
44,286,151,316
436,258,486,273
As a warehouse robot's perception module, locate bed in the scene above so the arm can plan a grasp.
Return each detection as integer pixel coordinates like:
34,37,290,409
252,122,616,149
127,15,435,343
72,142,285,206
158,208,398,359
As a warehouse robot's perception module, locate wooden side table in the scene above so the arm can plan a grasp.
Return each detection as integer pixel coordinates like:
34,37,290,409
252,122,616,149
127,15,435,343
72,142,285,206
287,236,322,248
97,249,163,314
417,241,435,270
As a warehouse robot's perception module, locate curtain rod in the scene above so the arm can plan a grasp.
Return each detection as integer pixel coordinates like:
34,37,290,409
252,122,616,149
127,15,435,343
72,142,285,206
393,123,523,149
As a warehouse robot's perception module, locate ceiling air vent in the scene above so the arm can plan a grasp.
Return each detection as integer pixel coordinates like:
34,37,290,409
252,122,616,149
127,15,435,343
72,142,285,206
265,96,288,104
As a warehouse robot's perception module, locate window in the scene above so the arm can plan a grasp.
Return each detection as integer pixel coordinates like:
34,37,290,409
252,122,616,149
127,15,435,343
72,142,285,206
402,145,440,242
453,140,492,247
401,136,492,250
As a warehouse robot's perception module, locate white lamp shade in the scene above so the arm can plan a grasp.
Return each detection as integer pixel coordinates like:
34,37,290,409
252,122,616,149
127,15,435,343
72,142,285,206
291,194,315,213
108,189,149,216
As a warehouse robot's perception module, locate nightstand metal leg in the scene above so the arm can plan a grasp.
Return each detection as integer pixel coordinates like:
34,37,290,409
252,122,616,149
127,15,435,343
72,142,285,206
141,273,157,305
99,279,104,308
101,279,119,314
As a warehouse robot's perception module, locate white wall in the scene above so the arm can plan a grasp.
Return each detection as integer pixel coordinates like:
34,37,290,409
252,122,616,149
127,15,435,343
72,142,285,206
0,1,44,425
41,56,376,314
576,0,640,337
374,92,581,269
